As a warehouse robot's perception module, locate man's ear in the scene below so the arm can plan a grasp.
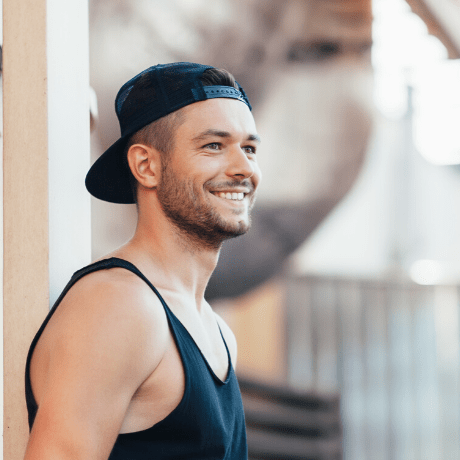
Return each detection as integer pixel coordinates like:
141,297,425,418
127,144,161,189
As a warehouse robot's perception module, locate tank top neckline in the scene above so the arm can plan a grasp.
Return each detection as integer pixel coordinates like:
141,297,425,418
87,256,233,386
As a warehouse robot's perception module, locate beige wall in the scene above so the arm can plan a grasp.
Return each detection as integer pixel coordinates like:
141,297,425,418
3,0,50,457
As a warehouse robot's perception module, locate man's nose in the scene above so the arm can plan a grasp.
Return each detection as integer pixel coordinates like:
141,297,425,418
226,147,256,180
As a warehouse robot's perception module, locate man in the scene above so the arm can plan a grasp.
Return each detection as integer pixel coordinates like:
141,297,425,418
24,62,261,459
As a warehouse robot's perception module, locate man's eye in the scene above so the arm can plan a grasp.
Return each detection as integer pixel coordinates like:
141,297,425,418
205,143,221,150
243,146,256,154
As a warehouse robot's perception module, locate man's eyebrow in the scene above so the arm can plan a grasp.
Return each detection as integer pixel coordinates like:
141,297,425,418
192,129,261,144
192,129,231,142
247,133,261,144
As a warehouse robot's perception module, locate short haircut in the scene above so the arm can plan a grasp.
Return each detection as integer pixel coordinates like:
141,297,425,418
125,67,239,203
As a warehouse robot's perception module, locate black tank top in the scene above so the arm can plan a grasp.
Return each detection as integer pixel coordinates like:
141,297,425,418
25,258,248,459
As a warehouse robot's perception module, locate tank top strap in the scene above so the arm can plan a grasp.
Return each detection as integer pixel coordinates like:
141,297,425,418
74,257,172,312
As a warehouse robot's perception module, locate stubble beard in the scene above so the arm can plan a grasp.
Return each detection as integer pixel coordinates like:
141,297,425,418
156,160,255,251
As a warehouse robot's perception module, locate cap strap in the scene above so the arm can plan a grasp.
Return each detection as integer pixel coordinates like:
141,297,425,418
198,86,251,109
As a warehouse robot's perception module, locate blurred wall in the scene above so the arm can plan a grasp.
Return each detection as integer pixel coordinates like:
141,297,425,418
89,0,374,298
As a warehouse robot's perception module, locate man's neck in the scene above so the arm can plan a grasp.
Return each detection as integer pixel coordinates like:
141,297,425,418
111,211,221,310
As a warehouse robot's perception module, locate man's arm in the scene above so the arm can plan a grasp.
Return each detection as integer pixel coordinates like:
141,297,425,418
24,269,168,460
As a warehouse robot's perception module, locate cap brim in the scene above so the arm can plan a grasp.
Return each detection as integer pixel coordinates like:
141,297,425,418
85,135,135,204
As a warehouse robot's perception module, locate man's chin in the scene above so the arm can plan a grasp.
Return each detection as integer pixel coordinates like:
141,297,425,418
216,219,250,239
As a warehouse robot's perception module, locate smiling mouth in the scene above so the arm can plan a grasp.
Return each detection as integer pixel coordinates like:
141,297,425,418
210,191,246,201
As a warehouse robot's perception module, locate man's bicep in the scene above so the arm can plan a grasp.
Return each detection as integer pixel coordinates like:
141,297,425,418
24,398,123,460
24,345,134,460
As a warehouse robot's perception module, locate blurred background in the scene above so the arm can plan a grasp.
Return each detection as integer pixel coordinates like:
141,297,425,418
88,0,460,458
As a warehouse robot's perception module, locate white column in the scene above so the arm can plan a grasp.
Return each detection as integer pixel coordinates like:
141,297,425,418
47,0,91,303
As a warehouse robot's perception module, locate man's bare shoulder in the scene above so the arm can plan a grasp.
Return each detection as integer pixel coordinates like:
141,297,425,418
39,267,170,391
51,267,168,345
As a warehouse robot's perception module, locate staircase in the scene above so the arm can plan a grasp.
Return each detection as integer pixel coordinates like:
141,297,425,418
239,378,342,460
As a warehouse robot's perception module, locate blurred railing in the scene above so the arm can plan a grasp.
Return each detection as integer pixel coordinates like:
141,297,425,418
286,276,460,460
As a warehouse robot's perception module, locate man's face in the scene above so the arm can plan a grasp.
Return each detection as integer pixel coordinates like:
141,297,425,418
156,98,261,249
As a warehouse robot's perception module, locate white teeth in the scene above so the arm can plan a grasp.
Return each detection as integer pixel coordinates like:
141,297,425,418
213,192,245,201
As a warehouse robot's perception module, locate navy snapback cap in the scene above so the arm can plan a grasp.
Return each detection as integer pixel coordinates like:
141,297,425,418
86,62,252,204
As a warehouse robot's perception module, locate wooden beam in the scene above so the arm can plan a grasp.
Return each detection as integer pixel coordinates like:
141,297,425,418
405,0,460,59
3,0,50,458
